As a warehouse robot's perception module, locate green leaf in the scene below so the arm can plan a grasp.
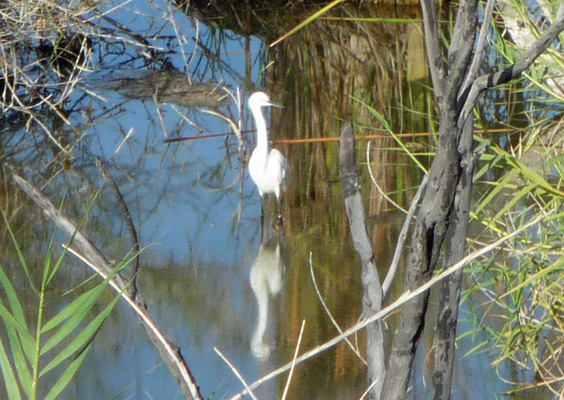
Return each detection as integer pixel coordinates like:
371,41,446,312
39,291,121,378
462,339,489,358
41,282,109,355
0,267,28,331
505,154,564,197
0,266,35,364
270,0,345,46
488,183,537,228
5,325,32,397
475,169,519,216
353,96,428,173
0,303,35,353
1,210,37,293
0,335,22,400
44,341,92,400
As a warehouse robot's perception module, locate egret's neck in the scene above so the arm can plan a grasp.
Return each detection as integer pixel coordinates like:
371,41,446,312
251,104,269,151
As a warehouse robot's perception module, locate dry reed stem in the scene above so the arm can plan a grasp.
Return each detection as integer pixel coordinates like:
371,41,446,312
366,140,407,214
214,347,258,400
309,252,367,365
359,378,379,400
66,246,203,400
281,319,306,400
166,128,515,145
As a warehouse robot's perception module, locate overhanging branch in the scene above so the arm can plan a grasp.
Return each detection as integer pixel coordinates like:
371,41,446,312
458,3,564,127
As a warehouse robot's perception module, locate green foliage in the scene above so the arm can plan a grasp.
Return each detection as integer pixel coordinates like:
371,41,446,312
0,210,129,400
465,68,564,398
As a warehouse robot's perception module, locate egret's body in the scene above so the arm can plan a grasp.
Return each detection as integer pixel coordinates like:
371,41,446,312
248,92,290,222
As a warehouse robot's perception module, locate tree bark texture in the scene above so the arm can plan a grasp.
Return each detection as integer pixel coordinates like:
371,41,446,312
432,116,474,400
380,107,467,400
381,1,478,398
339,123,386,399
381,1,564,399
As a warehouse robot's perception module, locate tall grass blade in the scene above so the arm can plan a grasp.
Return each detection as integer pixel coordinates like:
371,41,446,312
40,282,110,355
0,335,22,400
353,96,428,172
1,210,37,293
0,303,34,354
39,291,121,378
270,0,345,47
475,170,519,216
0,266,35,361
504,154,564,197
5,326,32,398
44,342,92,400
487,183,537,228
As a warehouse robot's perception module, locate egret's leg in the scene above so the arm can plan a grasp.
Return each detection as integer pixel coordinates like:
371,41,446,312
276,195,283,226
260,196,265,227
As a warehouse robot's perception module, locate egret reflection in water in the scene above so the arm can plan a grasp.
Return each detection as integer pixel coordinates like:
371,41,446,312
250,239,287,360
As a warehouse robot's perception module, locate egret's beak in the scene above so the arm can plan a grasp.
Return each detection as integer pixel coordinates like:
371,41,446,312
266,100,284,109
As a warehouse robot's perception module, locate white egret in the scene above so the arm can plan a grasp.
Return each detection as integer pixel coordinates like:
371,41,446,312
248,91,290,224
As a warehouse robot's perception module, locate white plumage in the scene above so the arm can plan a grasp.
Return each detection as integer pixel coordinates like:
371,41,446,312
248,92,290,221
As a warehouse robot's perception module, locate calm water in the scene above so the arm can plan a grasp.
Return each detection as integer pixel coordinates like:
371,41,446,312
0,0,534,399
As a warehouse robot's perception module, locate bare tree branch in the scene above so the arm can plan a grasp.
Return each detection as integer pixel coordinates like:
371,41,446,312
420,0,447,101
458,3,564,127
382,174,428,299
446,0,479,105
229,211,549,400
432,115,474,400
460,0,497,95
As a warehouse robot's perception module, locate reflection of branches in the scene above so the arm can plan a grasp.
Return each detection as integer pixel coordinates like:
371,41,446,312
96,157,140,297
202,87,249,222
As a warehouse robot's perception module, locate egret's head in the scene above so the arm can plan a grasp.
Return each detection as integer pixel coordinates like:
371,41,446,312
248,91,283,109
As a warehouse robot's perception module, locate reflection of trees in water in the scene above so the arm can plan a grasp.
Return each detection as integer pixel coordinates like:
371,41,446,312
0,0,263,263
1,1,433,248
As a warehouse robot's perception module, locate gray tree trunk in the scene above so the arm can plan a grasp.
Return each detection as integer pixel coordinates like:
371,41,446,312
339,123,386,399
381,1,564,399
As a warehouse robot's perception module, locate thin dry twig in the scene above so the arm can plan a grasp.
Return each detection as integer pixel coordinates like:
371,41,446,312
281,319,306,400
382,174,428,298
13,173,203,400
309,252,367,365
66,246,203,400
359,378,379,400
113,128,135,158
214,347,258,400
